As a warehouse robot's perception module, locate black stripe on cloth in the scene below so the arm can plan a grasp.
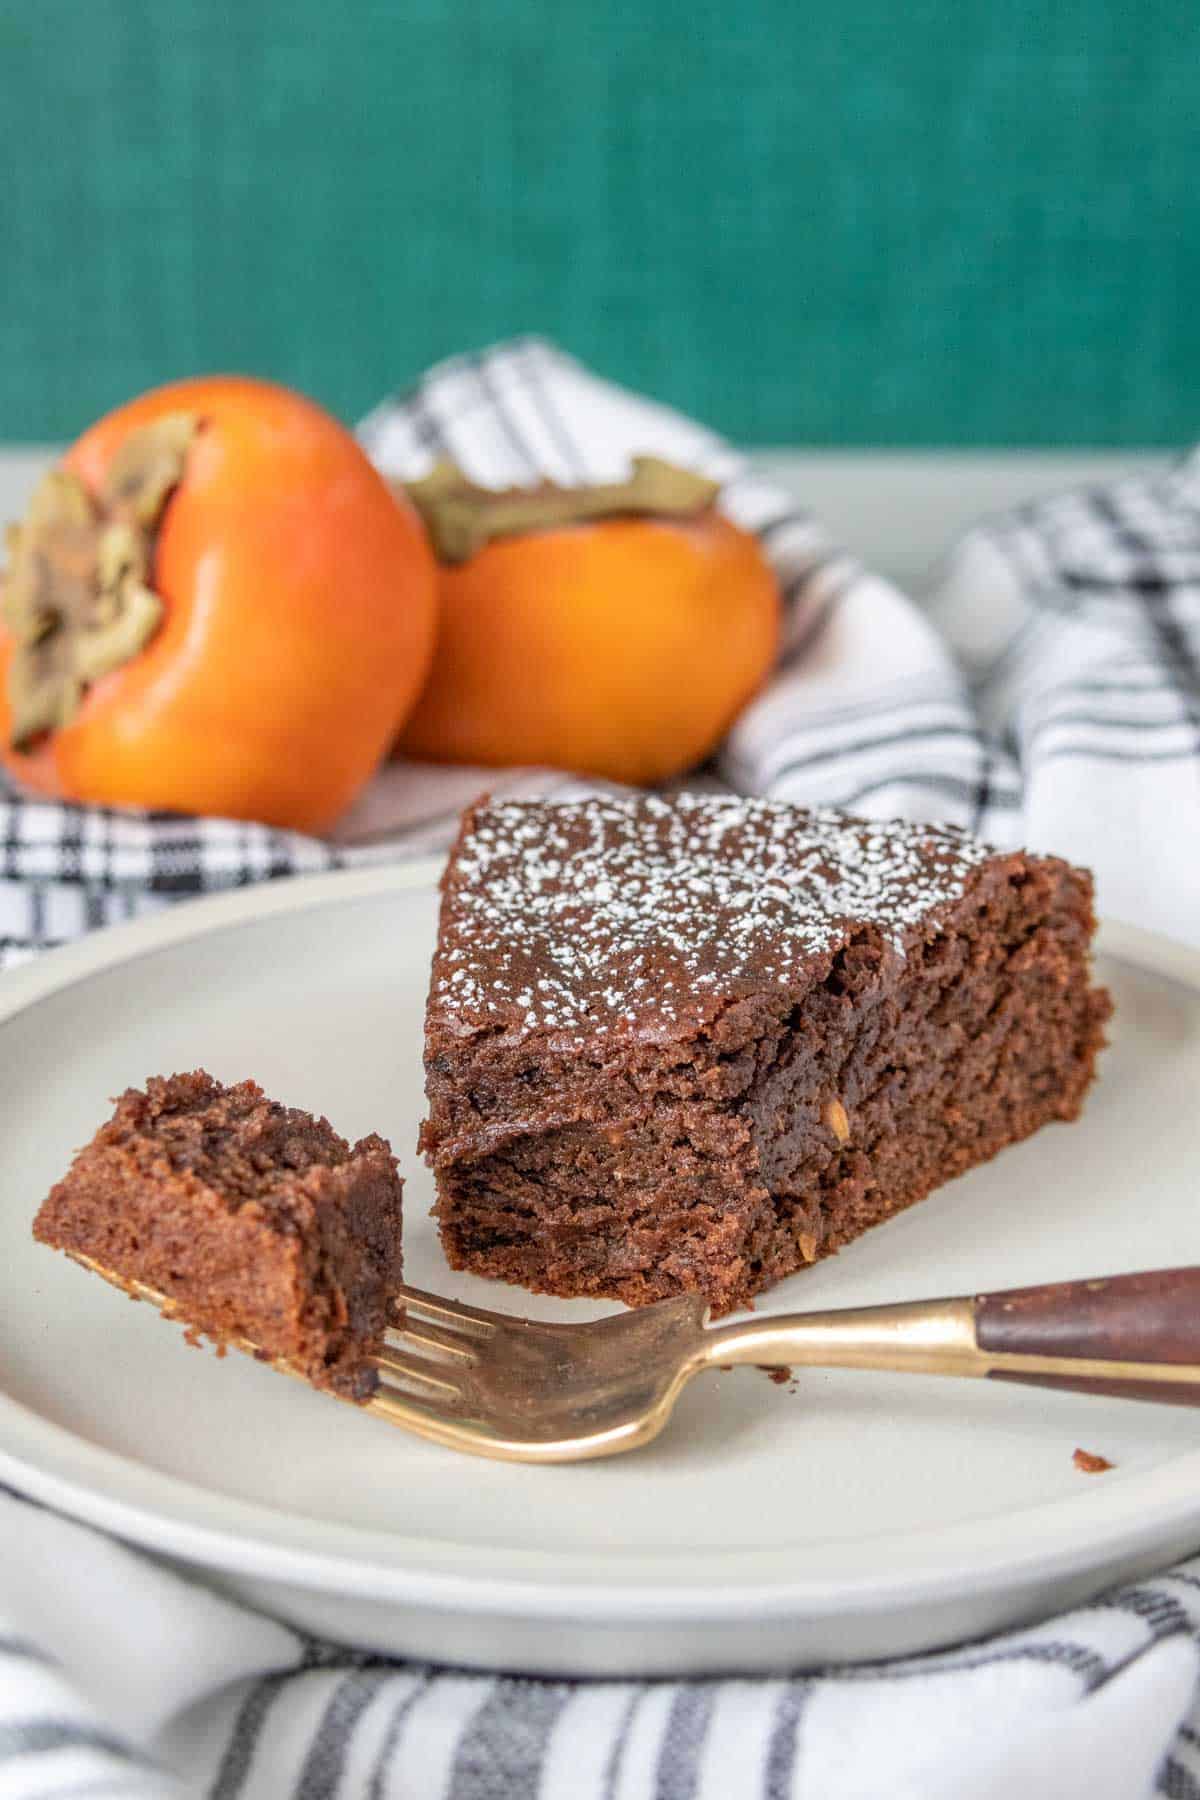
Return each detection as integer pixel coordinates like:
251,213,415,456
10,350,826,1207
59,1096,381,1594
514,342,591,481
2,794,19,881
1085,492,1200,752
421,345,504,404
1147,609,1200,751
778,551,846,603
1060,570,1200,596
756,509,814,547
447,1678,572,1800
470,350,541,477
971,743,993,835
654,1685,718,1800
1073,674,1200,696
765,721,987,785
6,832,132,860
817,1638,1108,1687
58,803,82,883
774,584,849,670
1038,741,1200,767
766,681,963,732
236,823,256,888
152,829,204,895
267,829,319,883
209,1672,294,1799
427,350,521,455
378,349,483,456
406,378,457,461
603,1689,646,1799
1028,708,1200,740
763,1682,810,1800
366,1672,434,1800
0,1718,151,1766
102,795,114,891
402,389,445,458
1097,1587,1194,1637
30,883,46,953
294,1667,392,1800
1169,1739,1200,1796
722,690,989,795
0,822,332,890
834,772,1022,814
0,1635,57,1667
1160,1756,1200,1799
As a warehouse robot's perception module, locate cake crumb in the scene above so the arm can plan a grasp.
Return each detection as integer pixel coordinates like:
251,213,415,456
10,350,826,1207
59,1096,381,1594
760,1365,798,1392
1073,1447,1114,1474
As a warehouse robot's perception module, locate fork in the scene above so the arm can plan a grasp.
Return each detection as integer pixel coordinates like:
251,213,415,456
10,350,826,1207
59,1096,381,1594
74,1255,1200,1462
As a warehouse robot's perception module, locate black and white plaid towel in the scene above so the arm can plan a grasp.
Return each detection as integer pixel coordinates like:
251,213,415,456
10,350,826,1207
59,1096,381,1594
2,341,1200,1799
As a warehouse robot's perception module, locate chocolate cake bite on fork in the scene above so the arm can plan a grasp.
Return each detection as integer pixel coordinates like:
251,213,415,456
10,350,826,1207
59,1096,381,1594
34,1071,404,1399
420,796,1111,1315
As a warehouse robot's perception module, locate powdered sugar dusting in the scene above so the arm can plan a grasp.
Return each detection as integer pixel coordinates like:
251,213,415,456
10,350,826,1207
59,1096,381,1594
431,796,992,1044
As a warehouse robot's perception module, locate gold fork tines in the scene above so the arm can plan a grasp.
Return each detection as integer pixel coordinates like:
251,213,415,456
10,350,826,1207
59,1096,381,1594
62,1254,1200,1463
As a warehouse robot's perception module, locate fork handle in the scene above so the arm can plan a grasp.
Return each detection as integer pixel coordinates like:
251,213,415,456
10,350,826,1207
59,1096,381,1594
975,1268,1200,1405
702,1268,1200,1406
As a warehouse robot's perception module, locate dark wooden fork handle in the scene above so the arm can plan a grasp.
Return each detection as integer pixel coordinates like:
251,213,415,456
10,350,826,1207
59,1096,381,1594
977,1267,1200,1406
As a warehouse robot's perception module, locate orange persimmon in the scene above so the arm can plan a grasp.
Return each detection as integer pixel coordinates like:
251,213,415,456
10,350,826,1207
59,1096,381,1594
396,460,780,785
0,377,436,832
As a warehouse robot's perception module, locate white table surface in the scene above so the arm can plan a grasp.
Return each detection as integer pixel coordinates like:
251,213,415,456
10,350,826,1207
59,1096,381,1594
0,446,1167,596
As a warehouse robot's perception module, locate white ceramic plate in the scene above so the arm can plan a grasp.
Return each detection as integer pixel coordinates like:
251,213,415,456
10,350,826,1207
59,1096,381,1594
1,865,1198,1676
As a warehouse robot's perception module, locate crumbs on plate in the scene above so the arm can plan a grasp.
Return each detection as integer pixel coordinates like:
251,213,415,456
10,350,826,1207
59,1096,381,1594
1073,1447,1115,1475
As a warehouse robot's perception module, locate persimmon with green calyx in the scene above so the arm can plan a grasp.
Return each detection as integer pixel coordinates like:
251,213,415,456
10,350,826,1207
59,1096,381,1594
0,377,437,833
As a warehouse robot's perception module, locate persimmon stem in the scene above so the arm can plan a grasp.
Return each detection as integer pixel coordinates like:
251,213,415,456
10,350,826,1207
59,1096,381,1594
1,414,195,750
400,456,721,564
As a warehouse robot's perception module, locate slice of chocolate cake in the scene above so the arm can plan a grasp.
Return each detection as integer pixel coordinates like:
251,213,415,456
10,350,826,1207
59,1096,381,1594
34,1071,403,1400
421,796,1111,1315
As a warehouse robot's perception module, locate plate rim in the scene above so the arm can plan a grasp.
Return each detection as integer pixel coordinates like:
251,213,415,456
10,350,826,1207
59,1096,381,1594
1,866,1198,1627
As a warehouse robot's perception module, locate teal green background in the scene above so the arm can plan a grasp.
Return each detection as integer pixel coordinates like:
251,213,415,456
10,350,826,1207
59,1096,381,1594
2,1,1197,445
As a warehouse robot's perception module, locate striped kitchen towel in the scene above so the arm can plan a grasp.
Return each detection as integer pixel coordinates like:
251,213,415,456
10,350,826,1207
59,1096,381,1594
1,1481,1200,1799
2,335,1197,968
